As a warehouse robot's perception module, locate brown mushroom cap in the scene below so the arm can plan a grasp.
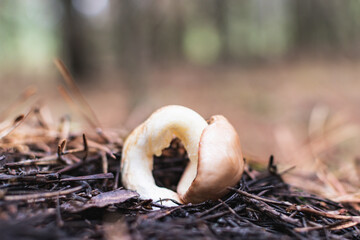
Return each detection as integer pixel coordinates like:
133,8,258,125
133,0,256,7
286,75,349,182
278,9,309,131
178,115,244,203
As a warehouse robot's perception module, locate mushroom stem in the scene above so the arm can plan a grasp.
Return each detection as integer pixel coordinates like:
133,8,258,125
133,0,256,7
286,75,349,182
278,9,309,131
121,105,207,203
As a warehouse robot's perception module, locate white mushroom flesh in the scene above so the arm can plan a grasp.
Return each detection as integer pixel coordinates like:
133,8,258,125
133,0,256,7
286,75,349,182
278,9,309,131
121,105,207,203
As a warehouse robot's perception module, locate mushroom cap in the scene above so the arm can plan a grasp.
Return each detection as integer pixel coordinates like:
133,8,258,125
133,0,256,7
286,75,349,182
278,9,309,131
178,115,244,203
121,105,244,206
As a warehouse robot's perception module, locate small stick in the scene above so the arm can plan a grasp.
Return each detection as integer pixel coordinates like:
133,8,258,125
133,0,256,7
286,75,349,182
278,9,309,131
61,134,89,160
288,205,360,222
82,133,88,160
5,154,59,166
228,187,292,206
87,139,116,159
328,221,359,231
56,197,64,227
61,148,85,155
4,185,83,201
218,199,243,220
56,155,100,174
59,173,114,182
201,210,231,221
101,151,108,174
197,202,223,218
274,192,342,208
247,197,301,226
57,139,67,162
113,163,120,190
295,220,359,232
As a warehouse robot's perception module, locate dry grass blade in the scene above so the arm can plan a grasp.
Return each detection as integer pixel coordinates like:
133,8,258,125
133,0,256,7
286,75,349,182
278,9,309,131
57,85,97,129
58,115,71,141
33,107,50,129
57,85,110,143
0,109,32,139
315,159,348,198
54,59,109,143
334,193,360,203
54,59,100,125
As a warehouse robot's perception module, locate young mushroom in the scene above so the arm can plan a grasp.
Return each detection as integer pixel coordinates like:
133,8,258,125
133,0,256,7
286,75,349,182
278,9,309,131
121,105,244,205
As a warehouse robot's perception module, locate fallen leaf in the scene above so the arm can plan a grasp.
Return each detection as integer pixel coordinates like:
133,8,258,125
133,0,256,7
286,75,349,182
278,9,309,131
62,188,139,213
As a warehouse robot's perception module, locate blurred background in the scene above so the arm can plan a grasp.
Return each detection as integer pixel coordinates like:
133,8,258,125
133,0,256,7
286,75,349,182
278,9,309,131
1,0,360,199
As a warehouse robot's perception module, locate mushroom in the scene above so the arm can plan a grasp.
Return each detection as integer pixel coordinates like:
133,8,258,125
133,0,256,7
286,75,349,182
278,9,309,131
121,105,244,205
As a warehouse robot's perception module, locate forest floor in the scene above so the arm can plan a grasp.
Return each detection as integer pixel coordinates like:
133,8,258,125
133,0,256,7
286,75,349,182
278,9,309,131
0,59,359,239
0,121,359,239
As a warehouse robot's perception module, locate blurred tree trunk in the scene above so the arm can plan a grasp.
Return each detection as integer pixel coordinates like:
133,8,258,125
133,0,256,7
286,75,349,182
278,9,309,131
61,0,90,81
173,1,185,60
293,0,342,53
148,3,162,63
215,0,230,63
115,0,149,108
147,2,185,64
